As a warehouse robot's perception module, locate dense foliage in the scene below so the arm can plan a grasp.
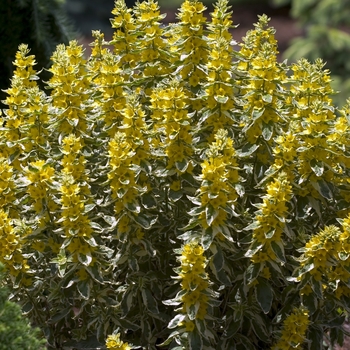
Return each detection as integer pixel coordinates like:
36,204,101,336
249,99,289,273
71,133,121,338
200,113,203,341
2,0,350,349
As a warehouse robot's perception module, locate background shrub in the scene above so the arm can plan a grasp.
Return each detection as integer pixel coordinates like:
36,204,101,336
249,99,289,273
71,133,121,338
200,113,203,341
0,264,45,350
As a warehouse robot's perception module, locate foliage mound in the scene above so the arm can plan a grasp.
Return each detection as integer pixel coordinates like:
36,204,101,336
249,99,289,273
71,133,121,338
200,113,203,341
2,0,350,349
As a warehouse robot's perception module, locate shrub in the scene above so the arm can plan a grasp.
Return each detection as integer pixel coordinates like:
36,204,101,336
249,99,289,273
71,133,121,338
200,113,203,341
1,0,350,349
0,264,45,350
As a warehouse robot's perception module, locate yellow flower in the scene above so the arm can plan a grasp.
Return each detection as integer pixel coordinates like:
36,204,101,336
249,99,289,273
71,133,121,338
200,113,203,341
106,333,130,350
184,320,195,332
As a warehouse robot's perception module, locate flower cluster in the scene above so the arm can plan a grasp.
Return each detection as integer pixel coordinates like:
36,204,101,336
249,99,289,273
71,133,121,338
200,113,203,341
298,224,350,299
106,333,130,350
179,243,209,324
26,160,56,215
108,132,137,209
59,135,95,267
0,210,28,277
172,0,208,87
238,15,287,146
150,80,193,173
48,41,91,134
1,44,40,168
288,59,336,198
133,0,169,78
203,0,235,140
198,129,238,232
271,307,309,350
250,172,292,266
93,50,126,137
110,0,137,68
0,158,16,211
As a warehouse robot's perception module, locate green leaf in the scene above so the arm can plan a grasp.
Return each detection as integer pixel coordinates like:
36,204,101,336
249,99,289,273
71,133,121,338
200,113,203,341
139,239,156,257
245,241,263,258
236,143,259,157
262,121,273,141
243,220,261,231
188,303,199,320
212,246,224,272
201,227,214,250
310,159,324,177
251,316,269,342
265,228,275,239
117,187,128,198
169,189,183,202
141,288,159,314
86,265,104,284
78,252,93,266
312,279,323,299
51,307,71,323
206,204,218,227
256,278,273,314
245,263,263,285
100,214,117,228
118,318,140,331
168,314,186,329
140,159,152,174
84,203,96,214
338,251,349,261
308,325,323,350
188,329,202,350
121,289,134,317
214,94,229,104
270,240,286,263
225,319,241,338
141,319,152,343
327,315,346,328
128,255,139,272
262,94,272,103
133,214,151,229
125,200,141,213
297,261,315,277
195,319,206,336
252,107,265,120
162,298,182,306
235,183,245,197
77,280,90,300
302,293,318,315
175,159,189,173
22,301,33,314
9,149,20,163
215,268,231,286
267,260,282,274
141,192,157,209
90,221,103,233
311,180,333,200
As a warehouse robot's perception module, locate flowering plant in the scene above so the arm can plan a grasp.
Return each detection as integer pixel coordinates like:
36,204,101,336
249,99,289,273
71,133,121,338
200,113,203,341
2,0,350,349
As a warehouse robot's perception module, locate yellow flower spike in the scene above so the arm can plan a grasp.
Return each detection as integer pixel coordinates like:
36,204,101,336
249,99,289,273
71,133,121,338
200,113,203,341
272,307,309,350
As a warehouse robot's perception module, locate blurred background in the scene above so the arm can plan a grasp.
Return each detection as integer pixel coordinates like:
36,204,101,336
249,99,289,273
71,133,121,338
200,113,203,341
2,0,350,106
